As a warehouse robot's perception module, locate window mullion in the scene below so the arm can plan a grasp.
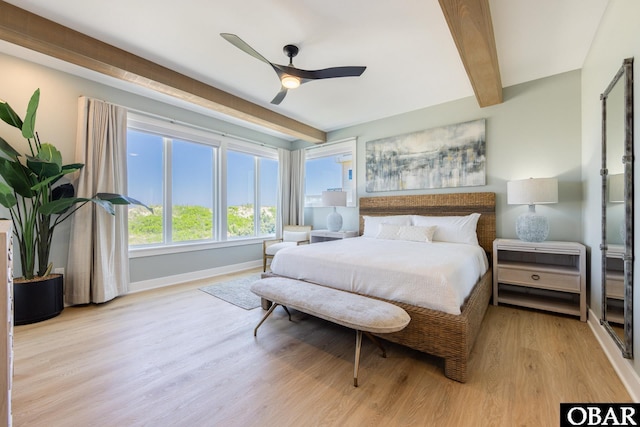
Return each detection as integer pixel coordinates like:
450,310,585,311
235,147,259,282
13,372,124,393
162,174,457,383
219,143,228,241
254,156,260,236
164,138,173,244
212,147,218,241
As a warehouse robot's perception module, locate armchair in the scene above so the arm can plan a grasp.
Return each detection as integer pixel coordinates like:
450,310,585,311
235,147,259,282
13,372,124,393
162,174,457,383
263,225,312,271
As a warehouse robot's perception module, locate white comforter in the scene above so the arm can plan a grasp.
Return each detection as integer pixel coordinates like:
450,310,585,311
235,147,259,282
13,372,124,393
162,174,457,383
270,237,489,315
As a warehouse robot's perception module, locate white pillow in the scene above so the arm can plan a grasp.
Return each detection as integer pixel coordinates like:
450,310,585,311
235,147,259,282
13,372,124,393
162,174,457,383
376,224,437,243
397,225,437,242
375,223,402,240
283,230,309,242
362,215,412,237
411,213,481,245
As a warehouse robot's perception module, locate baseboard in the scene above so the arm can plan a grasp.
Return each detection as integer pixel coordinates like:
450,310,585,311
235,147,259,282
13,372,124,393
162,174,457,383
588,308,640,402
128,260,262,294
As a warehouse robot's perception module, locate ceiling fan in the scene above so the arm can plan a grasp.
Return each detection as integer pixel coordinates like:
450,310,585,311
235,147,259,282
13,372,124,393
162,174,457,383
220,33,367,105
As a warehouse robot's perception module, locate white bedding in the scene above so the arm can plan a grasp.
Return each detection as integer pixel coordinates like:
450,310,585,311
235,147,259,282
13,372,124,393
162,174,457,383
270,237,489,315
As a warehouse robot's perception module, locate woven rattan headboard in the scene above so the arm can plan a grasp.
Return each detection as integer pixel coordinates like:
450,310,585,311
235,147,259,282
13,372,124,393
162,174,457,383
359,192,496,255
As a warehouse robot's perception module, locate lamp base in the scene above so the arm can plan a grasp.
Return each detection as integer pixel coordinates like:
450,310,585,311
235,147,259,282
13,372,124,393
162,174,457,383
327,208,343,232
516,206,549,242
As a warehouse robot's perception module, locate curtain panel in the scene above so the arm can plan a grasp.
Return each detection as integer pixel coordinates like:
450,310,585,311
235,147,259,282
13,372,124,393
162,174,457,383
66,97,129,304
277,148,305,235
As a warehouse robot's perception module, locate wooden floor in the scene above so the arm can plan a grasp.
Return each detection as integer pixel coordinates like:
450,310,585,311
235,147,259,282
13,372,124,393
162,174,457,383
12,269,630,426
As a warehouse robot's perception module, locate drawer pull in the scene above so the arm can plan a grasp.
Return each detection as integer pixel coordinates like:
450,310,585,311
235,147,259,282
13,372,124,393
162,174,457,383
531,274,540,280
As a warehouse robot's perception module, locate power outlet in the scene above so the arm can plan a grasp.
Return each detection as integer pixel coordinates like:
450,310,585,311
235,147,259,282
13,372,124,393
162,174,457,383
54,267,65,276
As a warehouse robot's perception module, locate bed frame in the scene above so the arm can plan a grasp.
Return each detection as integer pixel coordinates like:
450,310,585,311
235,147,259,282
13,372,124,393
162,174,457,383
264,192,496,383
358,192,495,383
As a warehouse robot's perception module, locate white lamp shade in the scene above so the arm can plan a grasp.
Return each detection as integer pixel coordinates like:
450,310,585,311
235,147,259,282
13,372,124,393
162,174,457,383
321,190,347,207
507,178,558,205
609,173,624,203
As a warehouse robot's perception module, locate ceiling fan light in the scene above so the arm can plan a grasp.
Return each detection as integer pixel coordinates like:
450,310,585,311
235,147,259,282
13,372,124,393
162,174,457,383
281,75,300,89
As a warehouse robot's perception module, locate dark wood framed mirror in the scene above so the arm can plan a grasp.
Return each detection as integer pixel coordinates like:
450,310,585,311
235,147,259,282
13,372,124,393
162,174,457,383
601,57,634,359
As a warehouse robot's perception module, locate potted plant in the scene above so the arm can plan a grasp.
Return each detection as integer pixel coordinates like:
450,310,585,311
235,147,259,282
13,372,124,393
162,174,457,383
0,88,147,324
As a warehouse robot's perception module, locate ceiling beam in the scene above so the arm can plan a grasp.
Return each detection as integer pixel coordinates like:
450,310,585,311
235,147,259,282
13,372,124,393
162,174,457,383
0,1,326,143
438,0,503,107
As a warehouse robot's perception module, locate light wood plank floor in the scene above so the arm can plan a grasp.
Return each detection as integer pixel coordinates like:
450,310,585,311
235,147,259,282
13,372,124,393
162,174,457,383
12,269,630,426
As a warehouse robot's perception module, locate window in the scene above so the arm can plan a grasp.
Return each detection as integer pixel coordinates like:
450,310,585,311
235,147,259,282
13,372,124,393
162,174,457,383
226,151,278,238
172,140,215,242
127,113,278,249
127,129,165,245
304,138,357,207
259,158,278,234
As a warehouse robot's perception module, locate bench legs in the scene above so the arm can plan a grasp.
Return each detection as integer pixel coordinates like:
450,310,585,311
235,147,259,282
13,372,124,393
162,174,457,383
354,331,362,387
254,303,279,336
253,308,385,387
253,304,292,336
353,331,388,387
364,332,387,358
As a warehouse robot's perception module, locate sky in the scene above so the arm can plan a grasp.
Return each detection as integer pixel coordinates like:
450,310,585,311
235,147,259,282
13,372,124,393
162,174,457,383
127,129,278,207
305,157,343,195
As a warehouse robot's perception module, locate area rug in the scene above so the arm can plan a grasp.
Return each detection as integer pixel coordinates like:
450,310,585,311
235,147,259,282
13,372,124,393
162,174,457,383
199,273,262,310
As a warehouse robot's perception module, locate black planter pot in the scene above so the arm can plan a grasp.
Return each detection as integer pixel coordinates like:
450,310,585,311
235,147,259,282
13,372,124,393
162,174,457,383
14,274,64,325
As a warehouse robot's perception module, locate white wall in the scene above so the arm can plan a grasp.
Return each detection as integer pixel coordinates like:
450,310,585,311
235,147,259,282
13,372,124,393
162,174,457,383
306,70,584,243
581,0,640,377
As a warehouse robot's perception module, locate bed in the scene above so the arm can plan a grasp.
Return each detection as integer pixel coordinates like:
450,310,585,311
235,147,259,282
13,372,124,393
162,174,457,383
265,192,496,382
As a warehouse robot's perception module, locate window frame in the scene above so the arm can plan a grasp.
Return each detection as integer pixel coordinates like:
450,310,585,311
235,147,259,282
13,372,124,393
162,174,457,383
127,113,278,257
304,138,357,208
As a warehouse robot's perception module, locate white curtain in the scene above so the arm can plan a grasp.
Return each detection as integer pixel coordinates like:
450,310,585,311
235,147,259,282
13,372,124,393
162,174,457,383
66,97,129,304
277,148,305,235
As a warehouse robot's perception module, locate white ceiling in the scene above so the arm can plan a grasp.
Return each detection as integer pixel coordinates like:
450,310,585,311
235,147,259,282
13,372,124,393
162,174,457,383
2,0,609,140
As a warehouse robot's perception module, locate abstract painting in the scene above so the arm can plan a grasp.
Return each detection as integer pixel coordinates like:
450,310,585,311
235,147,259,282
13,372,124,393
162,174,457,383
365,119,486,192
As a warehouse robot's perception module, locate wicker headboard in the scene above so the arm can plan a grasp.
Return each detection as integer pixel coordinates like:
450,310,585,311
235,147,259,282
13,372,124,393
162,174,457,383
359,192,496,255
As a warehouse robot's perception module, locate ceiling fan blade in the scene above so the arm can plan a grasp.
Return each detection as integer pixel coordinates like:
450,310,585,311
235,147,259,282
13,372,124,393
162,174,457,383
270,87,288,105
305,66,367,80
273,64,367,81
220,33,271,65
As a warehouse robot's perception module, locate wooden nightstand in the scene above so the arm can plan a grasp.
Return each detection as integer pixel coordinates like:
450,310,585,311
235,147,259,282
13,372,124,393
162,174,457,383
492,239,587,321
310,230,358,243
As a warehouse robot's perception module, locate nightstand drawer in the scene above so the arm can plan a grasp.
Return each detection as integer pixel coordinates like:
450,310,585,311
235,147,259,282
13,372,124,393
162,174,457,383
606,274,624,299
497,266,581,293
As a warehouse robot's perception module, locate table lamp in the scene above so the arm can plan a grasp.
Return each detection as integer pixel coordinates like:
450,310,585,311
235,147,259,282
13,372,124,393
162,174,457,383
507,177,558,242
322,190,347,232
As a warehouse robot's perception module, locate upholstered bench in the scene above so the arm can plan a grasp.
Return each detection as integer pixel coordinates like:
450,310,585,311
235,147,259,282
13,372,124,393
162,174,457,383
250,277,411,386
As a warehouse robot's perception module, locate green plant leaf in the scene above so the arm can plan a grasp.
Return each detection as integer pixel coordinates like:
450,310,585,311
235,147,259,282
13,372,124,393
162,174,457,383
30,172,64,192
91,198,116,215
29,163,84,192
0,182,17,209
38,197,83,215
0,100,23,130
36,143,62,166
0,136,21,159
97,192,152,212
39,197,116,216
61,163,84,174
21,89,40,139
27,156,62,179
0,157,35,198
